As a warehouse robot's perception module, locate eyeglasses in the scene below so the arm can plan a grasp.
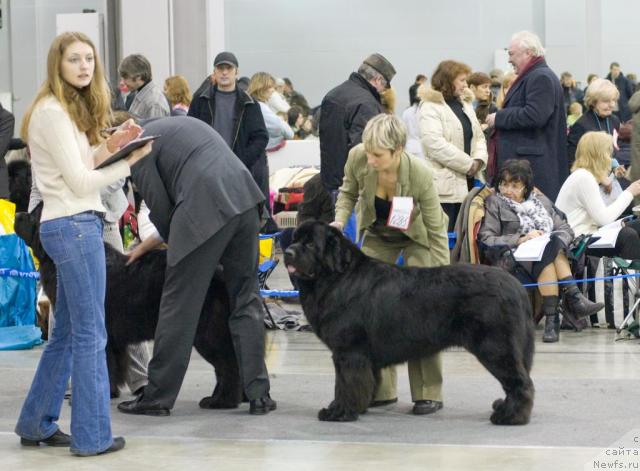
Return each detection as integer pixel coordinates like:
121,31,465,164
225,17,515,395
498,182,525,194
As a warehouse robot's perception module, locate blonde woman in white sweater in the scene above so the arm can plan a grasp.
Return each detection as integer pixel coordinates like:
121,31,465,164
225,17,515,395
14,32,151,457
418,60,487,231
556,131,640,259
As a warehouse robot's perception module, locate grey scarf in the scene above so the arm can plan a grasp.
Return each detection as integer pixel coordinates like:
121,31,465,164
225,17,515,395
498,193,553,234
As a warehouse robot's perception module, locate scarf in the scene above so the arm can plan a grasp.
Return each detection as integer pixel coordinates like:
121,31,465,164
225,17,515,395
498,192,553,234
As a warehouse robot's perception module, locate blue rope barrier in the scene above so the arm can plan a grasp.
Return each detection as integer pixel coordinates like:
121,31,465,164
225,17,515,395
0,268,40,280
260,289,299,298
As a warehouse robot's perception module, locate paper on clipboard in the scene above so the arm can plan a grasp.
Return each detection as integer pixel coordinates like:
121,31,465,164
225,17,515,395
95,135,158,170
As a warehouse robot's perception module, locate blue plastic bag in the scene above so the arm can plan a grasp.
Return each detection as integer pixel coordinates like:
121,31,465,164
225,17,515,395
0,234,38,328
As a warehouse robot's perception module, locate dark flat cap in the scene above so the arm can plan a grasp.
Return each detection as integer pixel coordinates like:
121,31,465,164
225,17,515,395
363,53,396,84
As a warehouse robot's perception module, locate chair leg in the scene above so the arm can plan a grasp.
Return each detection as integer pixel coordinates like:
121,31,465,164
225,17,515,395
262,299,277,329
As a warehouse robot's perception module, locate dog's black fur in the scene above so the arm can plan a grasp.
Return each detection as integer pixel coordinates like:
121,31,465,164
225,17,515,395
8,160,32,212
14,204,242,409
284,221,535,424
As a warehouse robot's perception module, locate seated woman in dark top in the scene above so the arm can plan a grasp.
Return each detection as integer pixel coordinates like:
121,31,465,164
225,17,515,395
479,160,603,343
567,78,620,168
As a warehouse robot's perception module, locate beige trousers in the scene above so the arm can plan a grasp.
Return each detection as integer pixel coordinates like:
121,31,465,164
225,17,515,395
360,228,444,403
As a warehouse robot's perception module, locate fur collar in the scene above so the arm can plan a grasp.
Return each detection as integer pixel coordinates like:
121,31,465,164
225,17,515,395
418,85,474,105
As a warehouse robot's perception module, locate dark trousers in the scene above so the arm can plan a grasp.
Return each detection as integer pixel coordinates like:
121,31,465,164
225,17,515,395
144,207,270,408
441,203,461,233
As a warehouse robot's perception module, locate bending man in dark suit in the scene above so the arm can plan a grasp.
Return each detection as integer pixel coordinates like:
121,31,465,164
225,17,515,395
118,116,275,416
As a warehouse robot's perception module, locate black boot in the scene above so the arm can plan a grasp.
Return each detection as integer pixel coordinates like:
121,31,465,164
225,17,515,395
542,295,560,343
561,278,604,319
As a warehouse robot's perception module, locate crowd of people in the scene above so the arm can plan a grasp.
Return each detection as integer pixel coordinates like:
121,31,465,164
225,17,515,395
1,28,640,457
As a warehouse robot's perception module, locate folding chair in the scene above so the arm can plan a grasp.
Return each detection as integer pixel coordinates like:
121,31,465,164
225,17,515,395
611,257,640,337
257,233,300,328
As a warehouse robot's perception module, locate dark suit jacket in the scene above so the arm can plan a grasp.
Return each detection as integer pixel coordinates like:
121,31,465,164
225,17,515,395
495,60,568,200
130,116,265,266
0,104,14,199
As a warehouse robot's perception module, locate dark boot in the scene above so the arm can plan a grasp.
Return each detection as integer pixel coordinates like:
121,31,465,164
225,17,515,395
542,295,560,343
561,278,604,319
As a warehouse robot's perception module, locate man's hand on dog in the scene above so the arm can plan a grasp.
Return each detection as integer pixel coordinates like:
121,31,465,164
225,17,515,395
126,235,164,265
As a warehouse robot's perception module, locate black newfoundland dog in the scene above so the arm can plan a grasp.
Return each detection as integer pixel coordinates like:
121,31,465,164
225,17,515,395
284,221,535,424
14,205,242,409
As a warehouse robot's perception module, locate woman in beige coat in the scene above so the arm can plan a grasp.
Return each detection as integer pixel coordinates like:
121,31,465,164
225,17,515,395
332,114,450,416
419,60,488,231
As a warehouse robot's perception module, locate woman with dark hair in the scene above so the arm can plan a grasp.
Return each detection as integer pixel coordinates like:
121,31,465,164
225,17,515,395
418,60,487,231
479,159,603,342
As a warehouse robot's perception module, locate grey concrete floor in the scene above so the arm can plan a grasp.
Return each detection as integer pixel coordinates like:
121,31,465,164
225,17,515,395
1,257,639,470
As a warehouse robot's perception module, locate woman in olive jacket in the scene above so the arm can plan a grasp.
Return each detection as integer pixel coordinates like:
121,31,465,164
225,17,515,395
332,114,449,416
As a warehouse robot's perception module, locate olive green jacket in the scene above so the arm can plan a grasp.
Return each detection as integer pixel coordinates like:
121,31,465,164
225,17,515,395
334,144,450,267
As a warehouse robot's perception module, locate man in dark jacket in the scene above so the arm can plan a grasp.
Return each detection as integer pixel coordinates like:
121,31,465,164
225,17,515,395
118,116,275,416
486,31,568,200
0,103,15,200
188,52,270,200
319,53,396,194
607,62,636,122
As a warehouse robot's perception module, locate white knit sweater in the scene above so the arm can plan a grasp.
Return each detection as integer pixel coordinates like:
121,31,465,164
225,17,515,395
28,96,130,222
555,168,633,236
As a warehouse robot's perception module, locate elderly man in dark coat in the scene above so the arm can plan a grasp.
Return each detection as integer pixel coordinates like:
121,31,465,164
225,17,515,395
117,116,275,416
486,31,568,200
319,53,396,195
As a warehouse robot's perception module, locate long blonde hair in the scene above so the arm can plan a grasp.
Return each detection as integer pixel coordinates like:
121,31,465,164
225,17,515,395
572,131,613,182
496,72,517,109
21,32,111,146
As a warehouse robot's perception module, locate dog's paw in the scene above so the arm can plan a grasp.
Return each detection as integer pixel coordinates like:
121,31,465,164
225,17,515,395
490,398,530,425
199,395,240,409
318,405,358,422
110,389,120,399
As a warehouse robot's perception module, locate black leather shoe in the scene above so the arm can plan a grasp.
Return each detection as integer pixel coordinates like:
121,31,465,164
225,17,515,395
249,396,277,415
74,437,126,457
412,400,443,415
21,429,71,447
117,395,170,416
369,398,398,408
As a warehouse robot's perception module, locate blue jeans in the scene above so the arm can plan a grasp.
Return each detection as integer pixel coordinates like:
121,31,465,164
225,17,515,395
15,212,114,454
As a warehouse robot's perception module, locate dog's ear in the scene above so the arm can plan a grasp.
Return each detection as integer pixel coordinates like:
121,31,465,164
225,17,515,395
14,212,36,247
325,226,352,273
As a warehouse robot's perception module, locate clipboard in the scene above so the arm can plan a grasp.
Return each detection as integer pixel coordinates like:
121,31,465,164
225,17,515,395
95,135,158,170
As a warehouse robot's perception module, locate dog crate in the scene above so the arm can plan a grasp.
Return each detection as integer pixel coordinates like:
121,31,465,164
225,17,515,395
274,211,298,228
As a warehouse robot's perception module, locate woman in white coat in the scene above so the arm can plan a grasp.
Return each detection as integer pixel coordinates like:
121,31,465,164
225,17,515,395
418,60,488,231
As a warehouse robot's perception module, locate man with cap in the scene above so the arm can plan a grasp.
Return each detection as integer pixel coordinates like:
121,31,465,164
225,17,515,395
319,53,396,196
188,52,270,207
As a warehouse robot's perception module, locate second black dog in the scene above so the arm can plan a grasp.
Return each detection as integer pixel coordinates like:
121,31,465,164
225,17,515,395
15,205,242,409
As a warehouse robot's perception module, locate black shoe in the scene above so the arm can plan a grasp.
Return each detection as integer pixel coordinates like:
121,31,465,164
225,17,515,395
132,385,146,397
249,396,277,415
369,398,398,408
563,288,604,319
542,315,560,343
74,437,126,457
412,400,443,415
21,429,71,447
117,394,170,416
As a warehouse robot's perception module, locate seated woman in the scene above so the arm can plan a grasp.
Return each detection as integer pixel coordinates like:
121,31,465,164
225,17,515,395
479,159,604,343
556,131,640,260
